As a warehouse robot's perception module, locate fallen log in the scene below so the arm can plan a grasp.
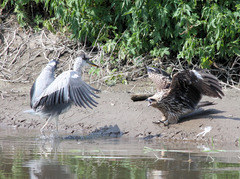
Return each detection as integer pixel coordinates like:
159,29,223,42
131,93,154,102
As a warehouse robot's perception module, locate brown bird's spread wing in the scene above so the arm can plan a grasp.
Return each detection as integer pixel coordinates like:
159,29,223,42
192,70,224,98
168,69,224,108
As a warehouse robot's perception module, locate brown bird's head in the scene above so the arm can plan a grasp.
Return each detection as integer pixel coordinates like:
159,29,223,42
146,91,165,108
146,66,170,78
146,66,171,91
147,97,158,107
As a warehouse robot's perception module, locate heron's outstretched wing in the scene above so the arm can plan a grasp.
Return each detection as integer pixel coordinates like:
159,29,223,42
167,69,224,108
30,60,57,108
33,71,99,109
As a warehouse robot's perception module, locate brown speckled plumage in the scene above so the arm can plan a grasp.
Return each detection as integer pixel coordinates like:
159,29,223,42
147,67,224,125
147,67,171,92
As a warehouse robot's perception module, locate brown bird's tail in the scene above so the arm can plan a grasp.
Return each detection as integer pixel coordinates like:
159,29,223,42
197,101,216,108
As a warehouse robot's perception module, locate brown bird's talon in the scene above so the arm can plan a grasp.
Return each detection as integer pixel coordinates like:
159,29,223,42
152,120,169,126
163,120,169,126
152,120,161,124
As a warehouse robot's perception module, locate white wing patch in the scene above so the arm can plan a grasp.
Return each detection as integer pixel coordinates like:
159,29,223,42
71,73,79,79
192,70,203,80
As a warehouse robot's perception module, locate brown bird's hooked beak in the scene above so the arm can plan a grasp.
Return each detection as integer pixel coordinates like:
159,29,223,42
146,98,156,106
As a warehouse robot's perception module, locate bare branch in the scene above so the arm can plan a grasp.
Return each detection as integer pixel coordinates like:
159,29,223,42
0,29,16,56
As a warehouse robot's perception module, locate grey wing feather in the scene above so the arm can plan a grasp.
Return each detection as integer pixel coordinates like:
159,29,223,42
76,88,92,108
33,71,99,110
81,84,100,99
68,76,99,108
69,86,86,108
30,82,36,108
30,70,55,108
77,87,98,108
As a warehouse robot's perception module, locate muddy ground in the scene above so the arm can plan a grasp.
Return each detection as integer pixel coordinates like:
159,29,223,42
0,78,239,145
0,15,239,146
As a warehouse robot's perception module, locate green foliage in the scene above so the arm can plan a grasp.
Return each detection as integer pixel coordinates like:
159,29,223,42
88,67,101,77
177,1,240,68
1,0,240,69
105,69,128,86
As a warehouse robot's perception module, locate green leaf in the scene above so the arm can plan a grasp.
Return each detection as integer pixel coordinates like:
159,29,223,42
216,40,221,50
232,47,240,55
201,57,211,69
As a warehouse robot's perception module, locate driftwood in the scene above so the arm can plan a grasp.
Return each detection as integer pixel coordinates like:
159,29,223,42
131,93,154,102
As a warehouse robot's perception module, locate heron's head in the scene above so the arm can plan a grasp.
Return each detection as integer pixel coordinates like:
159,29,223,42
80,52,99,67
48,60,59,68
74,52,99,71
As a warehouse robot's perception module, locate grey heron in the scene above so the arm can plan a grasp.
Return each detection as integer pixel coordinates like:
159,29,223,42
28,53,99,136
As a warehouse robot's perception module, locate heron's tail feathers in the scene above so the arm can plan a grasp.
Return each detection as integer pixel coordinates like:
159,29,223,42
23,109,37,115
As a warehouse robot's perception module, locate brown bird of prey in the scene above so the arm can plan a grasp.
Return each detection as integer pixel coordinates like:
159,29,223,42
146,67,224,125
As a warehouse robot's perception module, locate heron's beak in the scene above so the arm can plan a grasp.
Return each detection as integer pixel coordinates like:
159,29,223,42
87,60,99,68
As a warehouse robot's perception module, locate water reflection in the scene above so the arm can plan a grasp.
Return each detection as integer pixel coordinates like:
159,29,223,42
24,139,76,179
0,128,240,179
25,159,75,179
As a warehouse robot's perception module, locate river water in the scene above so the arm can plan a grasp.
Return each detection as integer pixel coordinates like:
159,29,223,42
0,127,240,179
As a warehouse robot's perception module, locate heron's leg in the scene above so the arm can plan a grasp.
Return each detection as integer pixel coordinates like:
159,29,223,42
40,116,53,136
55,116,59,134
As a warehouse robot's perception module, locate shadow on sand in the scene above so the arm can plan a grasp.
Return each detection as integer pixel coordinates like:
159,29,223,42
180,108,240,123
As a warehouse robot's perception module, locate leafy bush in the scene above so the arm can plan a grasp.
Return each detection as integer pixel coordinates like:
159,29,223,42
1,0,240,69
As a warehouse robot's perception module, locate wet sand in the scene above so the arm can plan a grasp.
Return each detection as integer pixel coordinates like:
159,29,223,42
0,79,239,145
1,15,239,146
